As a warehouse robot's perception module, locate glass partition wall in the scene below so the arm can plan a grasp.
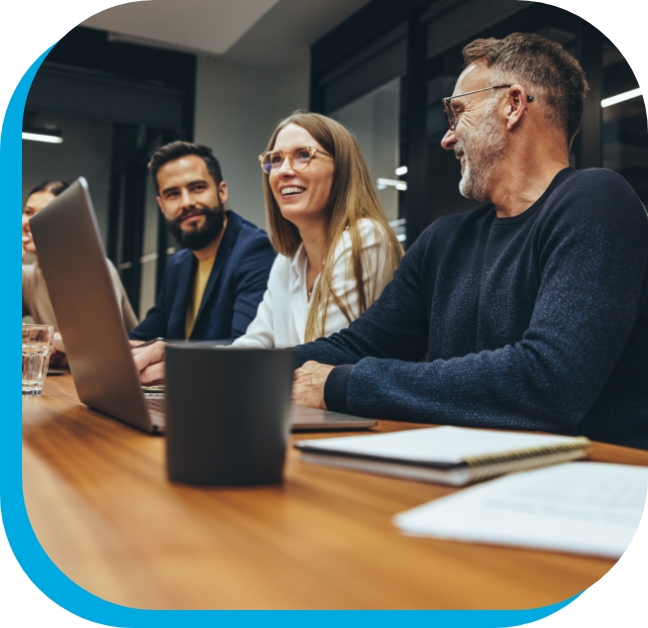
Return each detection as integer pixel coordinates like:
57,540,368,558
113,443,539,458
330,78,406,242
602,42,648,205
311,0,647,247
23,27,195,317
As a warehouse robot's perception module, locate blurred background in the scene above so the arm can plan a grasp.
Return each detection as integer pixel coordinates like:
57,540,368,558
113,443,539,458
22,0,646,318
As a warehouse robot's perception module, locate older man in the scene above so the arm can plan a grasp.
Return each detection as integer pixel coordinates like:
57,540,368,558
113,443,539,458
293,33,648,450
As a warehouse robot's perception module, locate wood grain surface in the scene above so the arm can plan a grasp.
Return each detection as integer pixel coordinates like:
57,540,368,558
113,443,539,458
22,375,648,610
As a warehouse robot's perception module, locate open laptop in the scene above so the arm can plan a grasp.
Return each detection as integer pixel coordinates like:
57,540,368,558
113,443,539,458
29,178,376,434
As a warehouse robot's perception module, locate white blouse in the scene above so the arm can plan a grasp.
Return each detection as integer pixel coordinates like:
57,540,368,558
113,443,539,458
232,219,396,348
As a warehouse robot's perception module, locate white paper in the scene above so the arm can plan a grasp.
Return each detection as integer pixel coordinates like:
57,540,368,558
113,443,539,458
394,462,648,558
298,426,584,465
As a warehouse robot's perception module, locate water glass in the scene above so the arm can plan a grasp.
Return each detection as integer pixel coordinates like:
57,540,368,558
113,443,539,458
22,324,54,396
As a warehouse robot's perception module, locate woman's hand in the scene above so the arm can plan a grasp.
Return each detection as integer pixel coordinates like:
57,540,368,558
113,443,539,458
48,349,68,368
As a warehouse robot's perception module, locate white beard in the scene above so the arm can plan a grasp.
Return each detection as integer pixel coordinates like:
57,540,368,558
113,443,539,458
456,100,507,202
458,161,472,198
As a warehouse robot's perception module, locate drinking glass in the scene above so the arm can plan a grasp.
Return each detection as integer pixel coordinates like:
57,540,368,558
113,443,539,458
22,324,54,396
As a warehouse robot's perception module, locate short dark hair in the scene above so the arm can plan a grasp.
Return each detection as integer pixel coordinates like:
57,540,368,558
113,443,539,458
27,180,69,198
462,32,589,145
148,141,224,193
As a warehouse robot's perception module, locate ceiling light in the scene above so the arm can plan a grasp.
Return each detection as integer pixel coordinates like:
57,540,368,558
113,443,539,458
395,166,408,176
377,178,407,191
601,88,642,108
22,131,63,144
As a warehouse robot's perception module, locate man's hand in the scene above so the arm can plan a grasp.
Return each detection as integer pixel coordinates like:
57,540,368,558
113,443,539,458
132,340,167,385
292,361,334,410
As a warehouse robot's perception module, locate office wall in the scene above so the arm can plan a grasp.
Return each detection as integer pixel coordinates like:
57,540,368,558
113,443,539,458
22,116,113,246
194,54,310,229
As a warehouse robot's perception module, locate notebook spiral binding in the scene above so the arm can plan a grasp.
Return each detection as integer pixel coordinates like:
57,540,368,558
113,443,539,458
463,436,592,483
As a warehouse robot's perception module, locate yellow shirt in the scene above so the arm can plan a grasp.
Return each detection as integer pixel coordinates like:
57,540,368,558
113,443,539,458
185,256,216,339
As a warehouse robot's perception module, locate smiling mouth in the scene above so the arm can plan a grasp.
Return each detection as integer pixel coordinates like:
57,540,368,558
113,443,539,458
280,186,306,197
180,210,206,223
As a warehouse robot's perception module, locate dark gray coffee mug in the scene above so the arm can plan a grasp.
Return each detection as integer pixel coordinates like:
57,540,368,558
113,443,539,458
165,345,296,486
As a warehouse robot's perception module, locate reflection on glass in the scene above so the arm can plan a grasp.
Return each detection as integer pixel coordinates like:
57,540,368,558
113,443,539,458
602,42,648,206
22,114,114,248
330,78,404,240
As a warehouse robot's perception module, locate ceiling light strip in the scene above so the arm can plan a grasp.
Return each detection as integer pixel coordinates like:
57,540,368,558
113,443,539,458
22,132,63,144
601,88,642,108
377,178,407,191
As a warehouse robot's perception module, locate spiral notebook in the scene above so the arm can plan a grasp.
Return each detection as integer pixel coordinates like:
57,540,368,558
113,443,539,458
295,426,591,486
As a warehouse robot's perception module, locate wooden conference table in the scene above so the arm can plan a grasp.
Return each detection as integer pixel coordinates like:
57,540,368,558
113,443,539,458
22,375,648,610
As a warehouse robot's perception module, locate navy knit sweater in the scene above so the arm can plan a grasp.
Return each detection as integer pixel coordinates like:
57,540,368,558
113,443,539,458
298,168,648,450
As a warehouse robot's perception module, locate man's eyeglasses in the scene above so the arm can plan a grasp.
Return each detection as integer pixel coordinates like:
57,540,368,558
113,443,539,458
259,146,332,175
441,85,534,131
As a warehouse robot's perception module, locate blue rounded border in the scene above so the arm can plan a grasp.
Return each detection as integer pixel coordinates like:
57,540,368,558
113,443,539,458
1,48,580,627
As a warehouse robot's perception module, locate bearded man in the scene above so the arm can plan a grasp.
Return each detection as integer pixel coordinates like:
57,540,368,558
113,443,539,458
129,141,275,342
292,33,648,450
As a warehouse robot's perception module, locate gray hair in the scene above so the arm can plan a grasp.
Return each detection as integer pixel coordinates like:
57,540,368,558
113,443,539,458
463,32,589,145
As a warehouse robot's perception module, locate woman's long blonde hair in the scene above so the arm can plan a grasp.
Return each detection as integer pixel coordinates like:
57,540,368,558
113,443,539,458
263,111,404,342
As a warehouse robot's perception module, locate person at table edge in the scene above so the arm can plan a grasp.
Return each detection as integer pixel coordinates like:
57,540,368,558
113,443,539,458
129,141,276,342
292,33,648,450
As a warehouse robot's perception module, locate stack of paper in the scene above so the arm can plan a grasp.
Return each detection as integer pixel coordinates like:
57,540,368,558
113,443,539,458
394,462,648,558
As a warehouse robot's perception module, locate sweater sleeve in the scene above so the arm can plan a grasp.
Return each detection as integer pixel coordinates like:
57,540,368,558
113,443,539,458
325,172,648,433
22,265,32,318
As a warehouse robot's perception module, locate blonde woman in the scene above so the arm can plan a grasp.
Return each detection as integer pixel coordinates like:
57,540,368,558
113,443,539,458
233,111,403,348
134,112,403,383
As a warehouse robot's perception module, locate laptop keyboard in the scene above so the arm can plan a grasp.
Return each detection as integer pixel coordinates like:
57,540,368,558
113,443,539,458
145,396,166,414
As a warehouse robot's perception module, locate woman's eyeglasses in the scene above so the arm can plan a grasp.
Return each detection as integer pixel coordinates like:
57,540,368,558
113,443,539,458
441,85,534,131
259,146,332,175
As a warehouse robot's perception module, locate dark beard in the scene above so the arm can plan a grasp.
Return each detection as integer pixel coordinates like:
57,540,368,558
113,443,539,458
166,205,226,251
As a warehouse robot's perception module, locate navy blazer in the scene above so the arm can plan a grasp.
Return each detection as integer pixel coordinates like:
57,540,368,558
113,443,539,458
130,210,276,341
